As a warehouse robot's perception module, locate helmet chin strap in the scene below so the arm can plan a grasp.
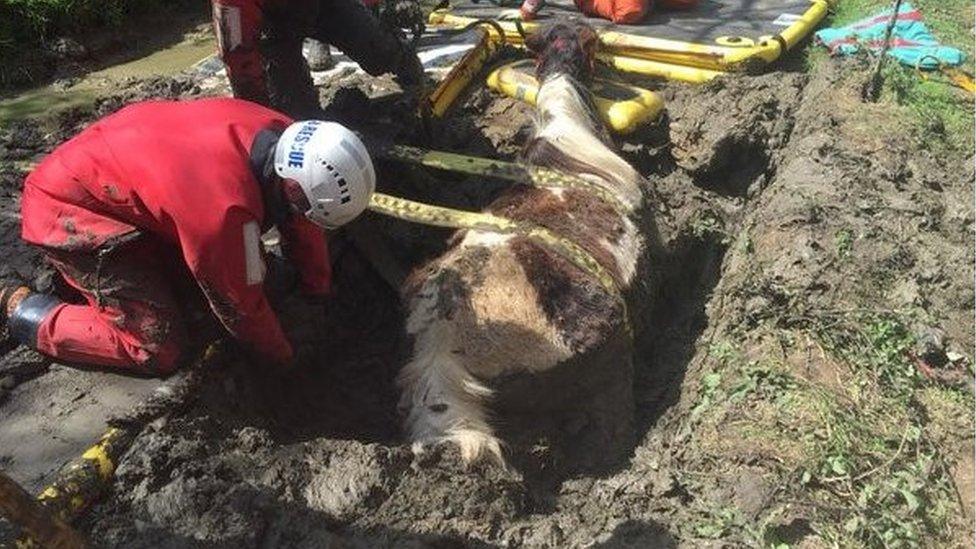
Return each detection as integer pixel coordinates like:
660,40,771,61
309,197,343,230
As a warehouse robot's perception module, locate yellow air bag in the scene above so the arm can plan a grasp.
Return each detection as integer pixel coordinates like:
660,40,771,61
486,60,664,134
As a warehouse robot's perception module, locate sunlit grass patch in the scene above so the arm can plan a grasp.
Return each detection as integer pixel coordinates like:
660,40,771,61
681,310,972,546
805,0,974,153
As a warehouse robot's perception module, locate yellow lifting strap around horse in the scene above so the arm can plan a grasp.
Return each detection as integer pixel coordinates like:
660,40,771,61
367,192,620,295
373,143,631,213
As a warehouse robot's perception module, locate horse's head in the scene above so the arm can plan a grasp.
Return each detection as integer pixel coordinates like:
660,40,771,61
525,21,599,84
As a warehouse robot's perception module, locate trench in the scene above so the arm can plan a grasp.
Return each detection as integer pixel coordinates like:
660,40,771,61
1,35,745,544
194,135,734,488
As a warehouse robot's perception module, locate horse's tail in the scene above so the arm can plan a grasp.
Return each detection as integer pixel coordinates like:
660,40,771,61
397,320,505,465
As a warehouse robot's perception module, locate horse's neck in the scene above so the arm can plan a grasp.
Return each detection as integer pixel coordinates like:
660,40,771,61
534,74,644,209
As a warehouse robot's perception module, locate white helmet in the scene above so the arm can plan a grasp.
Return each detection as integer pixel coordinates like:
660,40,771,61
274,120,376,229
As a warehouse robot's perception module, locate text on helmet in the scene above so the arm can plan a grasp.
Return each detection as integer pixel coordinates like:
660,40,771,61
287,121,322,169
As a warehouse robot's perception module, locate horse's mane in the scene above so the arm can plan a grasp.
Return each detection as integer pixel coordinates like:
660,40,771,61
523,73,643,209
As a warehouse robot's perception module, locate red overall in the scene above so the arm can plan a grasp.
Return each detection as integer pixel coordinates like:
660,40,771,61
211,0,408,117
573,0,698,24
20,98,330,373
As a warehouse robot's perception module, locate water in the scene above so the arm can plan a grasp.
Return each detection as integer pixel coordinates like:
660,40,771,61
0,33,215,122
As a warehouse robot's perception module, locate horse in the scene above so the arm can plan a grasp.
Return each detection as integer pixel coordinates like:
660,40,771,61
397,21,656,466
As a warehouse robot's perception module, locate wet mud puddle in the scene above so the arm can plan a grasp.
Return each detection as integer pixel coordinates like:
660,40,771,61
0,32,215,122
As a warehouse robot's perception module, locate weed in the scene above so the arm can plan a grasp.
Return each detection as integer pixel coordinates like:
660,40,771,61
688,370,723,425
692,506,744,539
728,364,797,403
690,309,970,546
833,229,853,259
689,210,731,244
797,311,969,546
815,313,918,397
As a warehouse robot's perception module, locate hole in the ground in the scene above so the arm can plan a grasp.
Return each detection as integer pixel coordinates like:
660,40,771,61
635,231,728,432
184,245,405,446
694,140,770,198
177,96,729,485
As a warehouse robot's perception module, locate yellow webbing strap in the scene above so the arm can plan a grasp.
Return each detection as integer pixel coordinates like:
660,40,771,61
915,55,976,96
368,192,619,295
376,144,631,214
943,67,976,94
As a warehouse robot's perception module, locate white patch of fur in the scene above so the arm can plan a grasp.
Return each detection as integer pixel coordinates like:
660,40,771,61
398,243,572,464
458,230,512,248
601,216,641,284
547,186,567,200
398,312,503,464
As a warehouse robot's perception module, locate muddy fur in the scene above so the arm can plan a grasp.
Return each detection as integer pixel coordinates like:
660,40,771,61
396,21,656,465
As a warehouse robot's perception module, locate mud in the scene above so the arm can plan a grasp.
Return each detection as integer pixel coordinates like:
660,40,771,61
1,40,973,548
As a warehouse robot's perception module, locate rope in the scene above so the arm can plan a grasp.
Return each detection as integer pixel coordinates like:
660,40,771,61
914,55,976,95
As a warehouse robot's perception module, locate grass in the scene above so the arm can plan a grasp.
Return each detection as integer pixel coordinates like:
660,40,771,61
0,0,198,87
683,309,972,547
807,0,975,153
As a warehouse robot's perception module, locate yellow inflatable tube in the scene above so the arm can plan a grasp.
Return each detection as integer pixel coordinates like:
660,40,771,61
599,53,723,83
486,60,664,134
430,0,832,74
427,27,498,117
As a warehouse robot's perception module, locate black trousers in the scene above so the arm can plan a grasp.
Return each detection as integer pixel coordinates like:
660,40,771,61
264,0,406,118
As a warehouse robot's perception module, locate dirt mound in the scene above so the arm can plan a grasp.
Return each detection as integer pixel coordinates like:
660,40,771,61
1,55,973,548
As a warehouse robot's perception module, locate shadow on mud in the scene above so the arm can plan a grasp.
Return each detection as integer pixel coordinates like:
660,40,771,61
635,231,727,433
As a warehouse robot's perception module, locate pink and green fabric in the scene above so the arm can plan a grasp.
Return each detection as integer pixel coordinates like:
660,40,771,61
814,3,965,69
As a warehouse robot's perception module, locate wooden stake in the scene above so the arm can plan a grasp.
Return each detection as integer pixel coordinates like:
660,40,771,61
863,0,905,101
0,471,89,549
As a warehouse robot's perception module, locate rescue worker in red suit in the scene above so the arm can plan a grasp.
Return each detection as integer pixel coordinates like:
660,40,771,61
0,98,376,374
212,0,425,118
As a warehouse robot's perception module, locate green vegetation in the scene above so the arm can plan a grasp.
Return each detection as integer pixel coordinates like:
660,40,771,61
808,0,975,152
685,309,972,547
1,1,155,52
834,229,854,259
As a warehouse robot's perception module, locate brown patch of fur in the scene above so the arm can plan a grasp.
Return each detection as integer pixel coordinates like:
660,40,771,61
525,22,599,84
509,237,622,354
401,244,491,311
490,186,624,285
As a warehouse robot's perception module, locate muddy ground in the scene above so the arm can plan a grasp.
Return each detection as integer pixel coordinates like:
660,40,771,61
1,34,974,548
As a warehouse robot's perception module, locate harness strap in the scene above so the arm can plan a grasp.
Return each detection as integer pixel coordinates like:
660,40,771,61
367,192,620,296
375,143,631,213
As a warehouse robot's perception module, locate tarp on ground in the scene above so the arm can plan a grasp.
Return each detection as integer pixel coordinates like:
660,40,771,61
441,0,820,47
814,2,965,69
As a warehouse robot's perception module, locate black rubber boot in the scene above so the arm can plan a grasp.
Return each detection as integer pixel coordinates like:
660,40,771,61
0,285,30,325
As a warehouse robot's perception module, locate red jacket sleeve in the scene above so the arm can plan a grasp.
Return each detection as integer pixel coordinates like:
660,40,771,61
212,0,270,106
186,207,293,365
279,215,331,297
